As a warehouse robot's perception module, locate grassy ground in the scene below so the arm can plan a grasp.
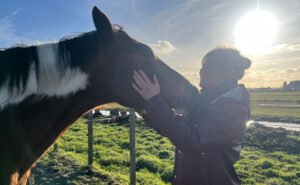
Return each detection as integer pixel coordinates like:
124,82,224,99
30,91,300,184
31,118,300,185
31,118,174,185
250,92,300,103
95,92,300,123
250,92,300,123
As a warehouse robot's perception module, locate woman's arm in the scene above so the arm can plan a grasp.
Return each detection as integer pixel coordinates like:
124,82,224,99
132,70,249,152
142,94,249,152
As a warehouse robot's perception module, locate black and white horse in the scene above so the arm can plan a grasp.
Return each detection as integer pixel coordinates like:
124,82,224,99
0,7,198,185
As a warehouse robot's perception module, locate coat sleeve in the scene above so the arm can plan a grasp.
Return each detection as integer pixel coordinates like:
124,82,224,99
142,94,249,152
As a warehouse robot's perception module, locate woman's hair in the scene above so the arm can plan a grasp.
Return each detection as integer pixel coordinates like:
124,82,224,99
202,46,251,80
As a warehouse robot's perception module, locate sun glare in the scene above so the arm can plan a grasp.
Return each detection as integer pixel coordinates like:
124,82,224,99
234,9,279,55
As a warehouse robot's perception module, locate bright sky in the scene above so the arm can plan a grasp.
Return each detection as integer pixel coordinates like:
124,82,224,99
1,0,300,88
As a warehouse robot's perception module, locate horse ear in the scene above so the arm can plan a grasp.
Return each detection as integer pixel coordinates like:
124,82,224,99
92,7,113,38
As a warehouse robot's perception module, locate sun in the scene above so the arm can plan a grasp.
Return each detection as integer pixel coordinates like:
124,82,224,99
234,9,279,55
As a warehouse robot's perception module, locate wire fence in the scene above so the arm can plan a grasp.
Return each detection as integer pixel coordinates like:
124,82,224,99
52,109,292,185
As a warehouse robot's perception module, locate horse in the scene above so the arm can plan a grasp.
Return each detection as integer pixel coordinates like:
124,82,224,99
0,7,199,185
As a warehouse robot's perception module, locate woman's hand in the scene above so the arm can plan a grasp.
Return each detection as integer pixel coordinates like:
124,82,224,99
132,70,160,101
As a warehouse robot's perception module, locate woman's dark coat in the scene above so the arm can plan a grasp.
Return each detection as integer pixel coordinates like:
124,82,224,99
142,84,250,185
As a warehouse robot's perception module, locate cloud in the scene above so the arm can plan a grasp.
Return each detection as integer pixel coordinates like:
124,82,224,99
252,43,300,68
289,0,300,8
128,0,137,15
136,1,226,42
0,16,17,45
11,8,24,16
280,44,300,51
172,65,300,88
149,40,177,56
241,67,300,88
0,8,32,47
172,64,298,88
272,43,300,52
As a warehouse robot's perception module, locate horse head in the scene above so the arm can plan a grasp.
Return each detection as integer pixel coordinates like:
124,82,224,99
88,7,199,110
0,7,199,185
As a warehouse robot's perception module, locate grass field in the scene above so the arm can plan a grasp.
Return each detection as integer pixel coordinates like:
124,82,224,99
250,92,300,103
30,118,300,185
97,92,300,124
250,92,300,123
29,91,300,184
95,92,300,123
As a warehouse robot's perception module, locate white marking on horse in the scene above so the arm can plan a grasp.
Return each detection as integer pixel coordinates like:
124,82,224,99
0,64,38,109
0,43,89,110
36,43,89,96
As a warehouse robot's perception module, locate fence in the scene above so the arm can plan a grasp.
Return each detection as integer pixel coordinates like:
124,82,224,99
54,108,137,185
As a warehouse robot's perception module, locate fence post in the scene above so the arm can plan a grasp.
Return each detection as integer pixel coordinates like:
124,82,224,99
88,110,94,167
129,108,136,185
53,143,58,152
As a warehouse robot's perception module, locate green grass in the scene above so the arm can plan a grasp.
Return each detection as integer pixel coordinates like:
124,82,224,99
99,92,300,123
250,92,300,103
31,119,174,185
250,92,300,123
251,105,300,122
31,119,300,185
238,124,300,185
29,91,300,184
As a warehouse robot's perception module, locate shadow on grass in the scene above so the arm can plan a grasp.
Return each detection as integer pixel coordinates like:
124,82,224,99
30,151,111,185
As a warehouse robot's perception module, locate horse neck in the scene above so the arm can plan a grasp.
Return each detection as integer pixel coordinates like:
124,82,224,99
35,42,90,97
0,42,113,176
154,60,199,110
0,41,92,111
5,86,112,176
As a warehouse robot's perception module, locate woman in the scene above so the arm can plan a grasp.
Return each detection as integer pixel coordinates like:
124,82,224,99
132,47,251,185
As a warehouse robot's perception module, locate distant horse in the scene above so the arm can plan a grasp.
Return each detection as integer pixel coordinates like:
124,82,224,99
0,7,199,185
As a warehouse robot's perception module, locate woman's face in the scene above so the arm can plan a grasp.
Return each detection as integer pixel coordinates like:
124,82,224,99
199,61,230,90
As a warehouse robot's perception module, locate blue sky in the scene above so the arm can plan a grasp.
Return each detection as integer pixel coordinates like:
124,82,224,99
1,0,300,87
0,0,189,45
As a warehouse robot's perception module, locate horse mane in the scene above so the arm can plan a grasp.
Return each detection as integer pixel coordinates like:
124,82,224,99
0,31,97,94
0,25,126,97
0,45,39,93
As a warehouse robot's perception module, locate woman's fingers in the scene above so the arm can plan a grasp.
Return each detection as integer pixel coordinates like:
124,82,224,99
132,83,143,94
138,70,151,84
133,75,145,89
132,71,160,101
134,71,146,84
153,74,159,85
